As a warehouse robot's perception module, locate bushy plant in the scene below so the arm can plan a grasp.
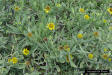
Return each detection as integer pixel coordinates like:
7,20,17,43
0,0,112,75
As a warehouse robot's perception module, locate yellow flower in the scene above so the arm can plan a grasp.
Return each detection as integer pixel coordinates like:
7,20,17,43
66,54,73,63
25,61,30,66
8,58,12,63
104,48,107,52
102,54,108,60
88,53,93,59
47,23,55,30
56,3,61,7
23,48,30,55
108,58,111,62
14,6,20,11
64,45,70,52
77,33,83,39
79,8,85,13
107,8,112,15
11,57,18,64
109,26,112,31
44,6,51,13
93,32,99,37
84,14,90,20
27,32,32,37
58,45,64,50
43,37,48,42
103,19,107,23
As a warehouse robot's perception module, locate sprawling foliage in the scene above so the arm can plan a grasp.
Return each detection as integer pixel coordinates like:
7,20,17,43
0,0,112,75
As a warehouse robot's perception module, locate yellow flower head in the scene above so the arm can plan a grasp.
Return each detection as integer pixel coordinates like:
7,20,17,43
43,37,48,42
107,8,112,15
104,48,107,52
102,54,108,60
58,45,64,50
103,19,107,23
47,23,55,30
44,6,51,13
93,32,99,37
79,8,85,13
64,45,70,52
109,26,112,31
108,58,111,62
11,57,18,64
23,48,30,55
88,53,93,59
84,14,90,20
77,33,83,39
27,32,32,37
56,3,61,7
14,6,20,11
25,61,30,66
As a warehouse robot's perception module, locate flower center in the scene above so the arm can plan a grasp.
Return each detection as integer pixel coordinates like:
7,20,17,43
25,50,28,53
46,6,50,10
28,32,32,37
110,8,112,12
49,24,53,28
15,7,19,10
103,55,107,58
